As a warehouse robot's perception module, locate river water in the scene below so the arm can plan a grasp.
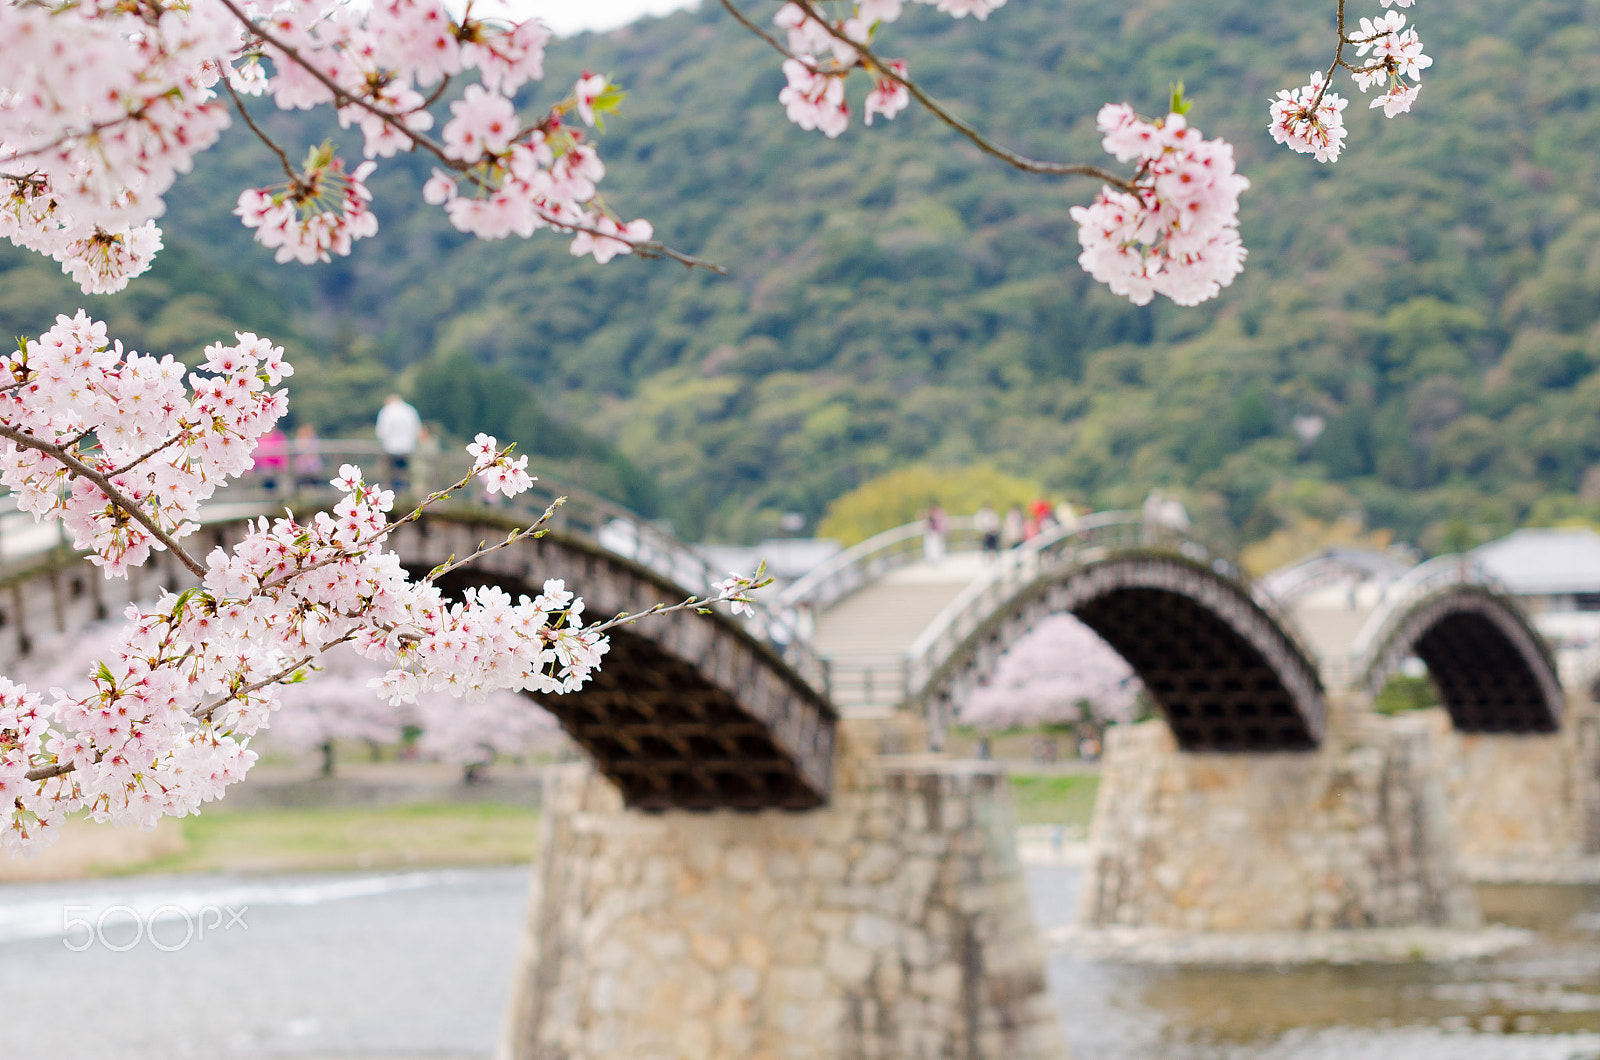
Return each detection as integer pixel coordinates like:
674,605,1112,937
1,865,1598,1059
1033,870,1600,1060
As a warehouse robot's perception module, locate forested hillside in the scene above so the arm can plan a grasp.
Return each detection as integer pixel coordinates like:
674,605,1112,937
2,0,1596,551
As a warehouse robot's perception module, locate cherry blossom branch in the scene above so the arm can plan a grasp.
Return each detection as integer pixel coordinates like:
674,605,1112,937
23,632,361,782
591,566,773,634
727,0,1137,192
213,0,726,274
104,430,192,478
192,633,358,723
420,503,560,585
24,758,87,783
0,421,206,578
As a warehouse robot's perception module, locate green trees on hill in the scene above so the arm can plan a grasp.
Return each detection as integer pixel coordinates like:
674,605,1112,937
406,353,661,516
1,0,1597,550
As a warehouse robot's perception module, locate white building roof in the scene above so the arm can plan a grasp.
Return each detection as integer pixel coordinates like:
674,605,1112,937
1472,527,1600,596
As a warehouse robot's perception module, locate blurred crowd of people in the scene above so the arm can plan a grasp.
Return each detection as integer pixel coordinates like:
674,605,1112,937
968,498,1083,561
924,490,1192,565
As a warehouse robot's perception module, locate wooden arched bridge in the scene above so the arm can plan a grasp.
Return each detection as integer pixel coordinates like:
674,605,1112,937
0,448,1568,809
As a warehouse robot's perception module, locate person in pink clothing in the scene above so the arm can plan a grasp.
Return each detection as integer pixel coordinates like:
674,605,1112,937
255,427,288,494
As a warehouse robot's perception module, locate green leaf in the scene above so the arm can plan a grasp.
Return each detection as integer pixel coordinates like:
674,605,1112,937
1168,81,1192,116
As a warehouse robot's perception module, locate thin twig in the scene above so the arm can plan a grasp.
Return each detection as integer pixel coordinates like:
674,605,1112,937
418,72,454,111
717,0,792,56
192,633,357,722
0,422,206,578
420,501,561,584
586,590,741,635
726,0,1137,192
105,430,192,478
222,76,301,184
1309,0,1349,112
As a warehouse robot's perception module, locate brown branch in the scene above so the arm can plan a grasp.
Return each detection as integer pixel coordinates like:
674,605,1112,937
1309,0,1349,112
215,0,725,273
105,429,193,478
717,0,793,56
0,421,206,578
726,0,1137,192
192,633,357,722
222,76,301,185
26,757,89,783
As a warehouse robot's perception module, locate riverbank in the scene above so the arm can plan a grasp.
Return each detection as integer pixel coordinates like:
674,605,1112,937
0,803,544,882
0,765,1100,882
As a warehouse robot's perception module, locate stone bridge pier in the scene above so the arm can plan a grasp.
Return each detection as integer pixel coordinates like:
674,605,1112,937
1079,697,1480,932
498,722,1068,1060
1428,698,1600,882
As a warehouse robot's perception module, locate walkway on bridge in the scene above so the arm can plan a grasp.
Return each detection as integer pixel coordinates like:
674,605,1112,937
810,551,993,713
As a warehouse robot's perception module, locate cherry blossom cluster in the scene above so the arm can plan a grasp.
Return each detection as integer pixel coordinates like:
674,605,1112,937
0,312,291,575
1268,0,1431,162
1069,105,1250,307
234,151,379,265
1348,9,1433,116
239,1,652,264
1269,73,1349,163
0,1,657,294
0,2,238,292
419,74,653,263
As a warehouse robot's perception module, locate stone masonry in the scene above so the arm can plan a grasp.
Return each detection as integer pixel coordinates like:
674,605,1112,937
1079,701,1479,932
1428,700,1600,881
498,737,1068,1060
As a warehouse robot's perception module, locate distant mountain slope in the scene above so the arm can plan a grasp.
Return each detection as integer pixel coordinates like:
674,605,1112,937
3,0,1596,549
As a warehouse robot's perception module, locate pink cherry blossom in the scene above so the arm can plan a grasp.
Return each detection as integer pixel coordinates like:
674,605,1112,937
575,74,610,127
779,60,850,139
1070,106,1250,307
1372,81,1420,117
864,62,912,125
1269,73,1350,163
960,614,1141,731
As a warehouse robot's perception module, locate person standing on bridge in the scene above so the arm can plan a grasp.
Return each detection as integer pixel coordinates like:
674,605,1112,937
976,504,1001,560
376,393,422,492
923,501,948,566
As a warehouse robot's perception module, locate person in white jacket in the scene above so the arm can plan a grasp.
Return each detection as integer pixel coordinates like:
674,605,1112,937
375,393,422,490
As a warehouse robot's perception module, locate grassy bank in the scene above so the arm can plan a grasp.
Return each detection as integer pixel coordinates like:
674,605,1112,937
0,803,544,883
154,802,545,875
1008,773,1100,828
2,772,1093,883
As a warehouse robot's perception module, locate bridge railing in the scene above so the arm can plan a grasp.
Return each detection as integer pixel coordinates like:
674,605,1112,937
775,516,982,613
819,512,1319,742
1338,552,1507,690
903,513,1160,699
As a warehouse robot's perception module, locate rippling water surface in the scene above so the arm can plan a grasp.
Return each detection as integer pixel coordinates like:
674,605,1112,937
1031,868,1600,1060
2,864,1600,1057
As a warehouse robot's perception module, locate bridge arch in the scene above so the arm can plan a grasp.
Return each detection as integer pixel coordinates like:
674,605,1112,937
400,510,835,809
1351,558,1563,733
911,526,1326,752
